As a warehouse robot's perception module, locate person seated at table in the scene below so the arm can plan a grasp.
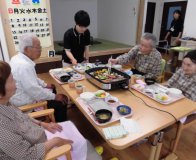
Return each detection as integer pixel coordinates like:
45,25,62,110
9,33,68,122
109,33,162,79
0,61,102,160
167,50,196,101
63,10,90,67
166,50,196,123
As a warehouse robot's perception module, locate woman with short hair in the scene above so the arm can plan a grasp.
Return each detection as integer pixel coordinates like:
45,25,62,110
0,61,101,160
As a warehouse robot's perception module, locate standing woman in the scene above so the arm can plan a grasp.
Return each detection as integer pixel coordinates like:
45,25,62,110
164,10,183,47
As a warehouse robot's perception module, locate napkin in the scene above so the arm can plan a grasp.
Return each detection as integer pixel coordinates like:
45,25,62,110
120,117,142,133
103,125,128,140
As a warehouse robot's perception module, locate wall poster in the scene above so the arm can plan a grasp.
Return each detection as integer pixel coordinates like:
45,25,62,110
6,0,52,51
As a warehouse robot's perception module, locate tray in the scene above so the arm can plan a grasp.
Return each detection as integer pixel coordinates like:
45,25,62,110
76,97,133,126
72,63,95,74
131,83,185,105
49,68,84,85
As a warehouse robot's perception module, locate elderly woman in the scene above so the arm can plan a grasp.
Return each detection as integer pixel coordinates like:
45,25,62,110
0,61,101,160
167,50,196,101
167,50,196,123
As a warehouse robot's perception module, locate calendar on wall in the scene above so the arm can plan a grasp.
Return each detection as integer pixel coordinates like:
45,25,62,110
6,0,52,51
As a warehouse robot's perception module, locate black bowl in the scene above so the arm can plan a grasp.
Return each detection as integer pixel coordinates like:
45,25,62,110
145,78,156,85
60,75,71,82
95,109,112,123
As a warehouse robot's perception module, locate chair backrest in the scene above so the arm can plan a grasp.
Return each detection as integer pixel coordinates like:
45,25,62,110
161,59,166,74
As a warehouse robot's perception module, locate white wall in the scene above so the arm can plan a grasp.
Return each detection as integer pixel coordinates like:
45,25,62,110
183,0,196,37
97,0,139,46
142,0,164,40
0,14,9,62
50,0,98,41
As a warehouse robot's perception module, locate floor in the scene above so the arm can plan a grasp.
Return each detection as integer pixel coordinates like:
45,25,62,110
54,39,131,52
38,73,196,160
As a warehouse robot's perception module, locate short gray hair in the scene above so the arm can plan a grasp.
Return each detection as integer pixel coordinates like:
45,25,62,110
141,33,157,48
19,33,38,53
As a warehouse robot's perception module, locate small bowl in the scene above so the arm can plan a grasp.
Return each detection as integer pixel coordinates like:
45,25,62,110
80,92,95,101
117,105,131,115
60,75,71,82
113,64,122,70
95,109,112,123
168,88,182,98
132,84,145,91
105,96,119,105
145,78,156,85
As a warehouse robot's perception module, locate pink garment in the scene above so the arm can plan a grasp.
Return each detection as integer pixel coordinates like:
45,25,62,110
45,121,87,160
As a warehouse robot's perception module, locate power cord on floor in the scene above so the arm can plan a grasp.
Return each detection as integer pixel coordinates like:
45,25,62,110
128,89,178,122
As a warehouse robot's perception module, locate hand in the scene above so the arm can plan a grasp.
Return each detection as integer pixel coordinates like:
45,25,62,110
55,94,68,105
41,122,63,134
71,59,77,65
54,137,73,147
109,58,118,65
46,84,56,90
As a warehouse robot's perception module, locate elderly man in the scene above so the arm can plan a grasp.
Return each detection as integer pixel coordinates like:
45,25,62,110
9,34,68,122
110,33,162,79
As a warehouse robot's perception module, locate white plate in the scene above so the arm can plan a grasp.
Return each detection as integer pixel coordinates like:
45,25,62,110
154,94,171,103
80,92,95,101
94,91,110,99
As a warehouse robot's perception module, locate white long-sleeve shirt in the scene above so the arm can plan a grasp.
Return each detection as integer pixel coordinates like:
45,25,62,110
9,53,55,107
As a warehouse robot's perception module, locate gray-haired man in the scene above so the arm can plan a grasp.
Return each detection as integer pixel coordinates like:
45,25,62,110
9,33,68,122
109,33,162,79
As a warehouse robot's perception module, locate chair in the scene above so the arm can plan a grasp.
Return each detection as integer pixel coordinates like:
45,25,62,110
171,116,196,153
157,59,166,83
19,101,72,160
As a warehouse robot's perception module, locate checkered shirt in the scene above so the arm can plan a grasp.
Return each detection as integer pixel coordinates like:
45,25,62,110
117,45,162,78
168,68,196,101
0,104,46,160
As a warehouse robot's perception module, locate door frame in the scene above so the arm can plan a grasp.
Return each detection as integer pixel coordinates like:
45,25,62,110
141,0,188,43
0,14,9,62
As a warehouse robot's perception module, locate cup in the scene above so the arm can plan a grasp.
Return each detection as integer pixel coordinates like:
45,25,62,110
68,79,75,88
75,84,85,94
134,74,144,83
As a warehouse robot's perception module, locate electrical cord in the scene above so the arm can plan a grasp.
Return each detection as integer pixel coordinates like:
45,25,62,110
128,89,178,122
128,89,180,158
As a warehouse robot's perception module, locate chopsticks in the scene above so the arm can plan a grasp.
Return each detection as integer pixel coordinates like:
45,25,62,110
108,56,112,75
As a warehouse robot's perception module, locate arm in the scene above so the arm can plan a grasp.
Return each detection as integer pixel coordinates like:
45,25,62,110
0,127,45,160
84,30,90,61
116,45,139,65
0,127,72,160
44,137,73,154
64,30,77,65
145,57,162,79
165,20,174,40
84,45,90,61
37,78,47,87
19,66,55,101
164,32,170,40
167,69,181,87
65,49,77,65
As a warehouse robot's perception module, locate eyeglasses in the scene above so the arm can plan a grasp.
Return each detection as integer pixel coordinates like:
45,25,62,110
28,46,42,50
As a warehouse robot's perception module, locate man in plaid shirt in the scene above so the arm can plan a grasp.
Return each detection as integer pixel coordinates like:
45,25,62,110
110,33,162,79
